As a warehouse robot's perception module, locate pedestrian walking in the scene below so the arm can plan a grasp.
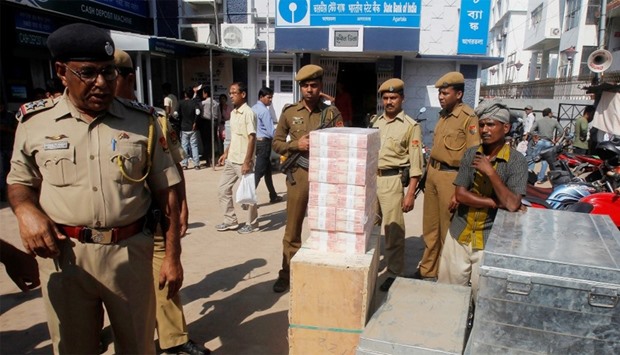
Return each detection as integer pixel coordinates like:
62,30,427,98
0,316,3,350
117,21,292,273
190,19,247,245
252,86,282,204
179,87,202,170
216,82,259,234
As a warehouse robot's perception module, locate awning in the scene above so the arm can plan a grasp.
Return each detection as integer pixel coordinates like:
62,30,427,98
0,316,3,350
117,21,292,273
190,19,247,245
415,54,504,69
110,30,249,57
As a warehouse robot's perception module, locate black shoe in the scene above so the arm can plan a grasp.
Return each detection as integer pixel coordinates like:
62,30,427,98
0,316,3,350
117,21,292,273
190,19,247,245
273,278,290,293
270,195,283,204
412,269,423,280
163,340,211,355
379,277,395,292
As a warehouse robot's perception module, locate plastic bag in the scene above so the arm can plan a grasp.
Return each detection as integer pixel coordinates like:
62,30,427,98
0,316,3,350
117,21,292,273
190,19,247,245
235,173,257,204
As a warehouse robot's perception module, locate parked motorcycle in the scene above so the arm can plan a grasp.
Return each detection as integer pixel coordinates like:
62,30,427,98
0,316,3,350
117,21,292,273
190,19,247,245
523,139,620,227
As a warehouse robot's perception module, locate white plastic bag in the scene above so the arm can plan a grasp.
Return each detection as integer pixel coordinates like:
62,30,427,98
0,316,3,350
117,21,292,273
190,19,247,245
235,173,257,204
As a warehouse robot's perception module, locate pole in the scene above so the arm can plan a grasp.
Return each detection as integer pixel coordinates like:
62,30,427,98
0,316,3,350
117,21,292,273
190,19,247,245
266,0,270,87
596,0,608,83
210,48,216,170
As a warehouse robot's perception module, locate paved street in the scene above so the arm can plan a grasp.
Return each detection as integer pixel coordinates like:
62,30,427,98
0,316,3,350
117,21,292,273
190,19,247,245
0,166,425,354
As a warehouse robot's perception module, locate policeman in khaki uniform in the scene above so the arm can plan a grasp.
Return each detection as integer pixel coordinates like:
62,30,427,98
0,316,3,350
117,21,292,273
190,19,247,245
371,78,424,292
7,24,182,354
114,50,209,355
418,72,480,280
272,64,343,293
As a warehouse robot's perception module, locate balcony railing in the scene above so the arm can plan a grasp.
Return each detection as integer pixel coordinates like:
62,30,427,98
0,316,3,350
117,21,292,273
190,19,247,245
481,77,595,100
481,71,620,100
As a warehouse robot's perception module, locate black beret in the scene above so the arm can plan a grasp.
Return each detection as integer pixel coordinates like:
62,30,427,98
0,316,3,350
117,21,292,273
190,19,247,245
47,23,115,62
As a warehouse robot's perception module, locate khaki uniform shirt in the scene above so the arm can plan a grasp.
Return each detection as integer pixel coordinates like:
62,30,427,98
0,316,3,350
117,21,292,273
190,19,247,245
8,95,181,228
273,100,342,157
430,102,480,167
228,102,256,164
155,107,186,164
373,110,424,177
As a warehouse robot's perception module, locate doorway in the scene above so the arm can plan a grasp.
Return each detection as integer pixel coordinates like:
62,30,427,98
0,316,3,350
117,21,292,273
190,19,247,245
336,62,377,127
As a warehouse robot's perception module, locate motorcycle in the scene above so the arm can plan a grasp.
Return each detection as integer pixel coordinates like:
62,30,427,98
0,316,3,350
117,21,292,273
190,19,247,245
523,138,620,227
557,150,603,176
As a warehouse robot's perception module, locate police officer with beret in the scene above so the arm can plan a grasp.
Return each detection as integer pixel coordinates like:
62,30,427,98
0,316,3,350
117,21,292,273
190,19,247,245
371,78,424,292
417,71,480,280
272,64,343,293
7,23,182,354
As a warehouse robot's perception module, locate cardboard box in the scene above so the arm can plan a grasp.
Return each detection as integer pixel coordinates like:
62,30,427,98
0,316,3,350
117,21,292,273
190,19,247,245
289,232,380,354
357,278,471,354
467,209,620,354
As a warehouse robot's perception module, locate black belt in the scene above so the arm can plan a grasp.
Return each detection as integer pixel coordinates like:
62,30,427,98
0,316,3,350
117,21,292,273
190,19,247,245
256,137,272,141
377,168,401,177
428,158,459,172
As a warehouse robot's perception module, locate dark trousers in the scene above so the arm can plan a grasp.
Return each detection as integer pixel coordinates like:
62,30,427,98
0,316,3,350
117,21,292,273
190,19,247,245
254,139,278,200
196,119,213,165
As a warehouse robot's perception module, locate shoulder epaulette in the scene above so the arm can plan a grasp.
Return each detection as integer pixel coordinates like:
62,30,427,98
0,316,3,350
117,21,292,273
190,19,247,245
119,98,156,116
462,104,476,117
281,103,295,113
404,114,418,126
16,98,56,122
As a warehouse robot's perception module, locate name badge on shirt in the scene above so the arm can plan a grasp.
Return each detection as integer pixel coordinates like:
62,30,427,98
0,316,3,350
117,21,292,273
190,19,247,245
293,117,303,125
43,141,69,150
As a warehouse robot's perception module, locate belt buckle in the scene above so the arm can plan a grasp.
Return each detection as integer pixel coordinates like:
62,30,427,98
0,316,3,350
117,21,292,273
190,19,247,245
82,228,114,244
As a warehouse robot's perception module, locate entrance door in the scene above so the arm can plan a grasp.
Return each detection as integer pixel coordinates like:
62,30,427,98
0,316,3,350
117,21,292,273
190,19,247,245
259,62,295,121
335,62,377,127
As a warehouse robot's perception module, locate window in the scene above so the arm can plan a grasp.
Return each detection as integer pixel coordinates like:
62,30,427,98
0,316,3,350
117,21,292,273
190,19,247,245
565,0,580,31
531,5,542,27
280,80,293,93
261,80,274,89
586,0,601,25
259,63,293,74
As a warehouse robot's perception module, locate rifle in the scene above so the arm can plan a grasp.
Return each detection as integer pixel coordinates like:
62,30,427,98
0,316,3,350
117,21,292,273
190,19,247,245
280,109,334,185
414,168,427,198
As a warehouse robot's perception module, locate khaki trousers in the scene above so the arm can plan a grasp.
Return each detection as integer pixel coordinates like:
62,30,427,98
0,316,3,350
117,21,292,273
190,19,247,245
437,230,482,300
40,233,156,354
278,167,309,280
217,160,258,227
419,165,458,277
152,234,188,349
376,175,405,276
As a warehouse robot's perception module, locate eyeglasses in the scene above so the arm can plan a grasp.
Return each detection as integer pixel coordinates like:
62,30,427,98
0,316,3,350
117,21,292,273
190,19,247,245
63,64,118,84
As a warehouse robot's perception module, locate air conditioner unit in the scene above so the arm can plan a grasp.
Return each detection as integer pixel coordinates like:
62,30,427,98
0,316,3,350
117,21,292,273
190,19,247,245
220,23,256,49
179,24,216,44
551,27,561,36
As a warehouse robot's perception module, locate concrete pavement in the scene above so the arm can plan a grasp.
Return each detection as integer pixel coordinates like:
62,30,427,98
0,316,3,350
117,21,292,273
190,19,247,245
0,166,425,354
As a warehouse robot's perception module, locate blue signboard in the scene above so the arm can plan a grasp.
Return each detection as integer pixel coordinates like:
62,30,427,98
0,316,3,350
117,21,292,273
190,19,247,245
277,0,421,28
457,0,491,55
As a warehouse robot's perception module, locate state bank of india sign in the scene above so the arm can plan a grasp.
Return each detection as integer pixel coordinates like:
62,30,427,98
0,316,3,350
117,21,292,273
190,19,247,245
276,0,422,28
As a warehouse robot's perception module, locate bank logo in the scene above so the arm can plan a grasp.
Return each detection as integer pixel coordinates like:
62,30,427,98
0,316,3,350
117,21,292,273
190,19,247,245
276,0,310,26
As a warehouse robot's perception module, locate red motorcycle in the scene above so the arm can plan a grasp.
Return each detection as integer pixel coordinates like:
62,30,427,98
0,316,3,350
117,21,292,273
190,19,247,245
523,139,620,228
557,151,603,176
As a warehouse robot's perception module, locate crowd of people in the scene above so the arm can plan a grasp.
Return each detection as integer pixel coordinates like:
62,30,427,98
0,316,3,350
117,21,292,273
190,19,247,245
3,22,536,354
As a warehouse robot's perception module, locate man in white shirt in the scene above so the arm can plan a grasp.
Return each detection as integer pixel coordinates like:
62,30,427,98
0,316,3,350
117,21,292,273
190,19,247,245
523,105,535,140
199,87,220,167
